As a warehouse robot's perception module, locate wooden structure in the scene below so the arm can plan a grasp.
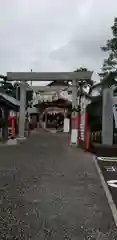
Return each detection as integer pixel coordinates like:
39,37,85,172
0,93,20,140
33,97,72,131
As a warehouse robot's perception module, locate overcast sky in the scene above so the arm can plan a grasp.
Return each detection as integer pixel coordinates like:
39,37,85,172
0,0,117,85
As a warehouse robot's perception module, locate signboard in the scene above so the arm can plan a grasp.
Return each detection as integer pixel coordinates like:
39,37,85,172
9,111,16,119
112,97,117,128
80,97,86,141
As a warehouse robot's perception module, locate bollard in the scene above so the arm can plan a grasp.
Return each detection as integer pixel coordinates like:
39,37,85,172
11,118,15,138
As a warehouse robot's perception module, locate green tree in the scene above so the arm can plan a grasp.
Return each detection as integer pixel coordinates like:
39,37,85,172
100,17,117,84
0,76,33,140
75,67,94,95
0,76,14,94
0,76,14,140
15,82,33,108
74,67,94,112
0,77,33,108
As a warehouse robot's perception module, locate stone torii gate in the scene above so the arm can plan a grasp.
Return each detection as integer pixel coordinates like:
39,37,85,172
7,71,92,145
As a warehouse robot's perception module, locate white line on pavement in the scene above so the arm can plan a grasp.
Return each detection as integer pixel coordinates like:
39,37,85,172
97,156,117,161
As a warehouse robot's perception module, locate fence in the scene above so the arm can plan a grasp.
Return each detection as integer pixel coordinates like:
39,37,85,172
91,131,117,145
91,131,101,144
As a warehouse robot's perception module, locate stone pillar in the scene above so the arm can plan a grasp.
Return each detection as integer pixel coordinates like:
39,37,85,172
19,81,26,139
45,111,47,129
70,79,78,145
37,112,40,131
2,107,9,141
102,88,113,145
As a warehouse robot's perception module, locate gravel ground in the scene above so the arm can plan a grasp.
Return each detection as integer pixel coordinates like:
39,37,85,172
0,131,116,239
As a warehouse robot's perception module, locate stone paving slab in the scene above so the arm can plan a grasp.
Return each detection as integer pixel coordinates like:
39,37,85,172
0,131,116,239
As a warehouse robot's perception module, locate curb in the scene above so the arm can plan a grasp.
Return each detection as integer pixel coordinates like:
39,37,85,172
93,155,117,227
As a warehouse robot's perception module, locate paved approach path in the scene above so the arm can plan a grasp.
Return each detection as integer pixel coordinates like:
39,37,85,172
0,131,116,239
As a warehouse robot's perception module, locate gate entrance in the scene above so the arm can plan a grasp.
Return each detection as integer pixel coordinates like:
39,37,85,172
7,71,92,145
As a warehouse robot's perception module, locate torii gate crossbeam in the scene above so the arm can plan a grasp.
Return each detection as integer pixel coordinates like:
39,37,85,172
7,71,92,81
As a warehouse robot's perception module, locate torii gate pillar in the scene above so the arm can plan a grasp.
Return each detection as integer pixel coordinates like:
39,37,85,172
70,79,78,145
18,81,26,139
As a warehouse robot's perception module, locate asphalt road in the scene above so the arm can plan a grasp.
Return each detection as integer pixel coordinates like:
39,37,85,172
98,158,117,209
0,131,116,239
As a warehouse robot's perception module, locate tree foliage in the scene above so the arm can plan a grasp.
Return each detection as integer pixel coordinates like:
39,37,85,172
0,77,33,107
75,67,87,72
75,67,94,95
100,17,117,81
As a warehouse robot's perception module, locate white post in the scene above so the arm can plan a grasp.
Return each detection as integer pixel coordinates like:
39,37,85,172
70,79,78,145
19,81,26,139
63,109,70,133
